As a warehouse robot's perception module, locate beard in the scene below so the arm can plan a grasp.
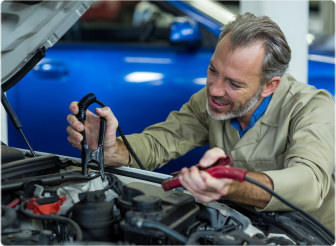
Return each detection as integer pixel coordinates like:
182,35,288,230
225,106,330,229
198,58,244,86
206,86,263,121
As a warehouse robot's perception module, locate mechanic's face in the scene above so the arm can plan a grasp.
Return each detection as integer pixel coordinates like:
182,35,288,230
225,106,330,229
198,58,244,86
206,34,265,120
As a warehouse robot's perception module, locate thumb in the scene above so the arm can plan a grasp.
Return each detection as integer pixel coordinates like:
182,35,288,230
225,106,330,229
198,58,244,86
95,107,118,128
199,147,226,168
95,107,110,117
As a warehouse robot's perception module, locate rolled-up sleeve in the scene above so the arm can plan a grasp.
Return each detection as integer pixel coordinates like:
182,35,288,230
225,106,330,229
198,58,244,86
260,159,328,212
257,92,335,212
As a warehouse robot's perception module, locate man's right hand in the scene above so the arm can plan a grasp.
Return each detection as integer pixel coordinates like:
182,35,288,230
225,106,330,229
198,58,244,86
66,101,130,167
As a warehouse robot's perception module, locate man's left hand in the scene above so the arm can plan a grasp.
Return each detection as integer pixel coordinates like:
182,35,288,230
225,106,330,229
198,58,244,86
179,147,233,203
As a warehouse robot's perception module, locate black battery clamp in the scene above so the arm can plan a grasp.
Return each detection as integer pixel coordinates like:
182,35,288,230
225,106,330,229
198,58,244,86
76,93,146,180
76,93,107,180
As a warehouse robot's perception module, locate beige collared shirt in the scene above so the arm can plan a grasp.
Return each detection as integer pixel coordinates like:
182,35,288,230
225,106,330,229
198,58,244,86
121,73,335,232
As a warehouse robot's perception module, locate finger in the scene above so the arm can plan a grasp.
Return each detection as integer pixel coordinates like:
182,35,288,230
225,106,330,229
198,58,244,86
95,107,118,129
66,114,84,132
66,126,83,142
71,143,82,150
180,170,220,202
67,135,81,146
180,167,200,192
189,166,207,190
180,182,214,203
69,101,79,115
180,167,213,198
201,171,233,197
199,147,226,168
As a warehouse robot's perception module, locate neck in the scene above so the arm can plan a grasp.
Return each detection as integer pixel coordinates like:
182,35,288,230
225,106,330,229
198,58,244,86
237,97,264,130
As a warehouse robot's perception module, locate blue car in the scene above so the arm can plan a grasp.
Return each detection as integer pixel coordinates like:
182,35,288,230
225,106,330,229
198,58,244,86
6,0,335,175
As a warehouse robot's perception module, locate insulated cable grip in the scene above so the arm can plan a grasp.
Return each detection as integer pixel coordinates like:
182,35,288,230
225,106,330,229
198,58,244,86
76,93,107,179
75,93,146,176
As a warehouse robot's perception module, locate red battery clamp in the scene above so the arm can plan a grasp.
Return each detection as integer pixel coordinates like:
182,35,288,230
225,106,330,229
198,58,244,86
161,156,246,191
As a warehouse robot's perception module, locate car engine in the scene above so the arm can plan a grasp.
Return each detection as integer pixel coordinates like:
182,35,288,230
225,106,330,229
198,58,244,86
1,147,333,245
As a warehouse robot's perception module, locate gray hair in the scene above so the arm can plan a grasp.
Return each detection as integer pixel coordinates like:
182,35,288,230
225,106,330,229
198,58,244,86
218,12,291,86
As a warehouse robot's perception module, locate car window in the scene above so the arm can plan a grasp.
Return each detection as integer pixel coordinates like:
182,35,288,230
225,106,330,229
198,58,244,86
61,0,217,48
61,0,176,45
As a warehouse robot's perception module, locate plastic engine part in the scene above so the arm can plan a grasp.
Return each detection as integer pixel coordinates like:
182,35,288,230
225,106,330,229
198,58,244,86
118,182,199,245
71,190,115,242
26,196,66,215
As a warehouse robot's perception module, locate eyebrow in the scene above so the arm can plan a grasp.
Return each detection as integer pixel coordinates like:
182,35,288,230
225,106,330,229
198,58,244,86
209,60,248,86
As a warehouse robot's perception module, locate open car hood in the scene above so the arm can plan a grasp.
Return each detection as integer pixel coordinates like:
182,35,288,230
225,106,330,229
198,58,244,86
1,1,92,91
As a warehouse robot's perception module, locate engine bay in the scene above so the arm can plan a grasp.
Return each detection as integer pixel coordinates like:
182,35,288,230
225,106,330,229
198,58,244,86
1,147,333,245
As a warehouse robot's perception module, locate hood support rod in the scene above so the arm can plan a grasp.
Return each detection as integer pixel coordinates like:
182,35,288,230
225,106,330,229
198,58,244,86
1,88,36,157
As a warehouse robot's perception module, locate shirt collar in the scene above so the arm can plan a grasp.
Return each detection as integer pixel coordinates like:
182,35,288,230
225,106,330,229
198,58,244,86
251,93,272,125
230,93,273,138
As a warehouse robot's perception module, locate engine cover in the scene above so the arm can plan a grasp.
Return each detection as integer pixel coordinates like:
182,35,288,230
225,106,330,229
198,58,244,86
118,182,199,244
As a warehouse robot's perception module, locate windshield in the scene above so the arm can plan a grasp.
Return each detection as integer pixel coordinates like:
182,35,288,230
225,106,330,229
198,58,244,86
185,0,236,25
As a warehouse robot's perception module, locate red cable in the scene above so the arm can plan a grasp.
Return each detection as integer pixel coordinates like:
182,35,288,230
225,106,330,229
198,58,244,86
161,156,246,191
7,198,20,208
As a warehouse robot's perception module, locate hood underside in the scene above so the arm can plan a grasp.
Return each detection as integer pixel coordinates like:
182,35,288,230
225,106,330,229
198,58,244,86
1,1,92,90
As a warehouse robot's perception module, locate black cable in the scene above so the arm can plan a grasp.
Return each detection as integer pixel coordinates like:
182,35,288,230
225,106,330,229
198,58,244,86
243,176,335,240
196,222,207,232
186,221,201,236
117,126,146,170
60,207,74,242
130,218,188,244
112,175,123,195
143,220,187,244
101,174,115,192
186,231,221,245
221,223,238,233
101,173,123,195
19,201,82,241
96,99,146,170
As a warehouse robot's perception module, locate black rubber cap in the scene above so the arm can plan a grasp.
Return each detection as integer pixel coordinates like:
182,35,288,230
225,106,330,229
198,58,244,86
79,190,106,203
132,195,162,213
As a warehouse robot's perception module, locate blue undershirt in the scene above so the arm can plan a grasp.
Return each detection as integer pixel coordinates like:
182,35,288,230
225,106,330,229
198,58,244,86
230,94,272,138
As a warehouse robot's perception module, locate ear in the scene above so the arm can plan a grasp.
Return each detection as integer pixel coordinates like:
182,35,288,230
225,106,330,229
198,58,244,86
260,76,281,98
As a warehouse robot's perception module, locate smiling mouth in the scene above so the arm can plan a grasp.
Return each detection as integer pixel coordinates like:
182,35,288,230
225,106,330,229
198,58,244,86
214,99,227,105
210,97,230,109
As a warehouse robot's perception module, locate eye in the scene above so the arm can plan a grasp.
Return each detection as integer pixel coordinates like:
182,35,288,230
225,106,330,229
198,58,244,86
229,80,240,89
208,66,217,73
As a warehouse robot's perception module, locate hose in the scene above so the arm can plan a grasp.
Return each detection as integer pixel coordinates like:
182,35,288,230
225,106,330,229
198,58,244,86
19,201,83,241
101,173,123,195
129,217,188,244
186,231,220,245
59,207,74,242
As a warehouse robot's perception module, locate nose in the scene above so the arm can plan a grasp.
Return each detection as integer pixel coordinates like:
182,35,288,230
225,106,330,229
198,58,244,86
209,78,226,98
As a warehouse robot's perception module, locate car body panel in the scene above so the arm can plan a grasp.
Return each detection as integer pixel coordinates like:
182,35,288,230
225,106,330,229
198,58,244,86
7,42,213,173
308,53,335,96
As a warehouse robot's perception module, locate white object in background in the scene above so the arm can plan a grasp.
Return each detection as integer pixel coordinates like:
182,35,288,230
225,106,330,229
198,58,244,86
320,1,335,35
1,95,8,145
240,1,309,84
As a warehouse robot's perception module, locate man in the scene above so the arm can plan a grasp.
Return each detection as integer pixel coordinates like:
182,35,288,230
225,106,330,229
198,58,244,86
66,13,335,232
